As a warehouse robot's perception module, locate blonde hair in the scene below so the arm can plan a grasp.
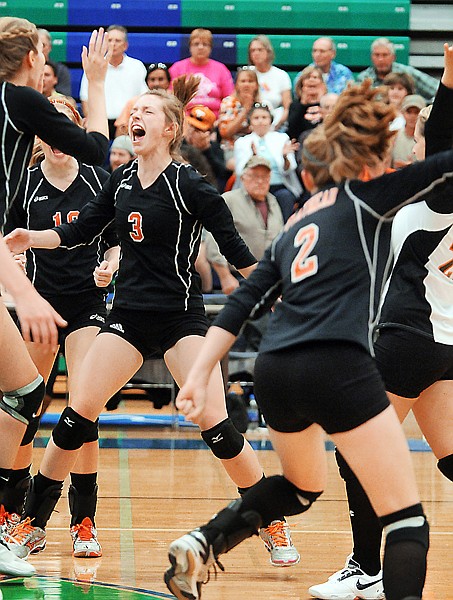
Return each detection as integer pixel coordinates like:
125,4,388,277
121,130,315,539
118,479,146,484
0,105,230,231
248,35,275,64
141,74,199,160
295,65,327,101
189,28,213,48
302,80,396,188
30,98,83,166
0,17,39,80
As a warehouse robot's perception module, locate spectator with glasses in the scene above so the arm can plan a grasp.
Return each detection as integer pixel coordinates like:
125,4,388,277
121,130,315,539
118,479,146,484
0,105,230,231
234,103,301,222
115,62,171,136
169,28,234,117
293,37,354,96
218,66,261,169
248,35,292,132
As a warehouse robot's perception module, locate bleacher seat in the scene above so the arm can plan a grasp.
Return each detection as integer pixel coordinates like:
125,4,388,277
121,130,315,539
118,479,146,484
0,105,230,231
67,0,181,27
66,32,183,64
236,34,410,67
0,0,68,25
180,33,237,64
180,0,410,30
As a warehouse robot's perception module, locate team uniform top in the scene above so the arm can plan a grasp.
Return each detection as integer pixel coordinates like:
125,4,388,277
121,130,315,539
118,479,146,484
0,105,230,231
214,150,453,356
4,163,116,298
54,160,256,312
378,83,453,344
0,82,109,230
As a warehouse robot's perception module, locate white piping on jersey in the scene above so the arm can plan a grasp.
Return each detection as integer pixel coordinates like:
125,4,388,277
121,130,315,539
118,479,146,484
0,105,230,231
24,173,44,287
83,164,103,190
162,165,193,311
345,173,453,353
114,160,136,203
1,83,32,227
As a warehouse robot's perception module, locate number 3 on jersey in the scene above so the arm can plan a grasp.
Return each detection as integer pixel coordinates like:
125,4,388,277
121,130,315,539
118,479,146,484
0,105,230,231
291,223,319,283
128,212,144,242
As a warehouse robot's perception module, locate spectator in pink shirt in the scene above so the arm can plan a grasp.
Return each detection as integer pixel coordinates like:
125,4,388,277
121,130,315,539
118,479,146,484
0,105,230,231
169,28,234,117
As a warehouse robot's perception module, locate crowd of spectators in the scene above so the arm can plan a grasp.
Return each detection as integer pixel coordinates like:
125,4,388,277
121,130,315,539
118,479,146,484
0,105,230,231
42,26,442,297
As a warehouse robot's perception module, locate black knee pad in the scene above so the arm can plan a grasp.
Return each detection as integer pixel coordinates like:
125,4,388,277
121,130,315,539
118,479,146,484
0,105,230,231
0,375,45,426
381,503,429,551
20,415,41,446
437,454,453,482
201,418,245,459
52,407,98,451
84,418,99,443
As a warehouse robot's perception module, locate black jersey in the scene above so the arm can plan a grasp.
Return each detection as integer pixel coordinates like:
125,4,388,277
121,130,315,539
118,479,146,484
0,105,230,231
0,82,108,230
378,84,453,344
214,151,453,355
54,160,256,312
5,163,116,298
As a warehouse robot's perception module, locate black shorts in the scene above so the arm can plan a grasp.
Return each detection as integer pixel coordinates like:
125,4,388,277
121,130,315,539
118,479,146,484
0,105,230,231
254,340,390,434
100,306,209,359
374,326,453,398
16,291,107,346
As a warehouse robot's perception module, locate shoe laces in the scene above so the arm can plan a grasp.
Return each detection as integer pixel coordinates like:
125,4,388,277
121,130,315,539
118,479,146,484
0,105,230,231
72,518,95,541
8,517,36,544
264,520,291,547
0,505,20,530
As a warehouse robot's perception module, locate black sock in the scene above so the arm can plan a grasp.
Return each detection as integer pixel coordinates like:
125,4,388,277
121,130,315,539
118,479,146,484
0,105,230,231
6,466,31,487
34,472,62,495
70,472,97,496
381,504,428,600
336,450,382,575
0,467,12,501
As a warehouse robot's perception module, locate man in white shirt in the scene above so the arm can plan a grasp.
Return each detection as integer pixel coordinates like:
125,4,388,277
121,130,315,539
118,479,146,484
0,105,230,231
79,25,147,139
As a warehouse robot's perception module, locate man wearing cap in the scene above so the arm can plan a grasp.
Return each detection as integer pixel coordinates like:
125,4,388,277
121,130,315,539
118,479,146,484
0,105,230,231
108,135,136,172
357,37,439,101
392,94,426,168
205,155,284,295
181,105,231,192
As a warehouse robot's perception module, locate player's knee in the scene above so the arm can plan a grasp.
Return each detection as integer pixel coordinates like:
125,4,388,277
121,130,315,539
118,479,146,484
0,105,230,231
437,454,453,482
201,418,245,459
0,375,45,426
52,407,98,451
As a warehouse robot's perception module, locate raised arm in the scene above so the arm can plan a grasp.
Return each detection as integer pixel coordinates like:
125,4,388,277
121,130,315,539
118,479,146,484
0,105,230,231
82,28,111,139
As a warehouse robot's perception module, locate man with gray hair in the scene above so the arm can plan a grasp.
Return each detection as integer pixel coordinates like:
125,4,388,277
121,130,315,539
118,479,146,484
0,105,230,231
293,37,353,95
357,37,439,100
38,29,72,97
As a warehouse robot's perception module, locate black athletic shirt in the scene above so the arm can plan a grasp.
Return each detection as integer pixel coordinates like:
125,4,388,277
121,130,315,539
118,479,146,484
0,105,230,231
214,150,453,355
54,160,256,312
378,83,453,343
4,163,116,298
0,81,109,230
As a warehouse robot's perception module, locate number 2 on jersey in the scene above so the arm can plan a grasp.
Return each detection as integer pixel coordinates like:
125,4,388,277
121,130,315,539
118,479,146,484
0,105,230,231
291,223,319,283
128,212,144,242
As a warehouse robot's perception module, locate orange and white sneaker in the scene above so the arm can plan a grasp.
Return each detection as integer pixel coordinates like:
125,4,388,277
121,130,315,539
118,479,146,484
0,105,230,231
0,505,21,535
70,517,102,558
259,519,300,567
6,517,46,555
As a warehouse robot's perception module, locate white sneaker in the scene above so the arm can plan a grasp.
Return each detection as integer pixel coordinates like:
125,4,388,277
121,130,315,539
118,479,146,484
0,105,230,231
259,520,300,567
165,530,216,600
308,555,384,599
71,517,102,558
0,541,35,577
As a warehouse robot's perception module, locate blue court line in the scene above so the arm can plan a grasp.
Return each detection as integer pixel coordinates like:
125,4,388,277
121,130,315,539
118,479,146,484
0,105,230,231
33,436,432,452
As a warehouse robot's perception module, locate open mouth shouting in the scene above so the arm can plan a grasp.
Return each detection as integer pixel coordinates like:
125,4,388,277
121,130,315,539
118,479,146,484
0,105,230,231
131,124,146,143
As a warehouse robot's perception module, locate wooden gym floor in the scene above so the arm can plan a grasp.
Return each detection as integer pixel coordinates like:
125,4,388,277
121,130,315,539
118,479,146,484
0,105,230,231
0,398,452,600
